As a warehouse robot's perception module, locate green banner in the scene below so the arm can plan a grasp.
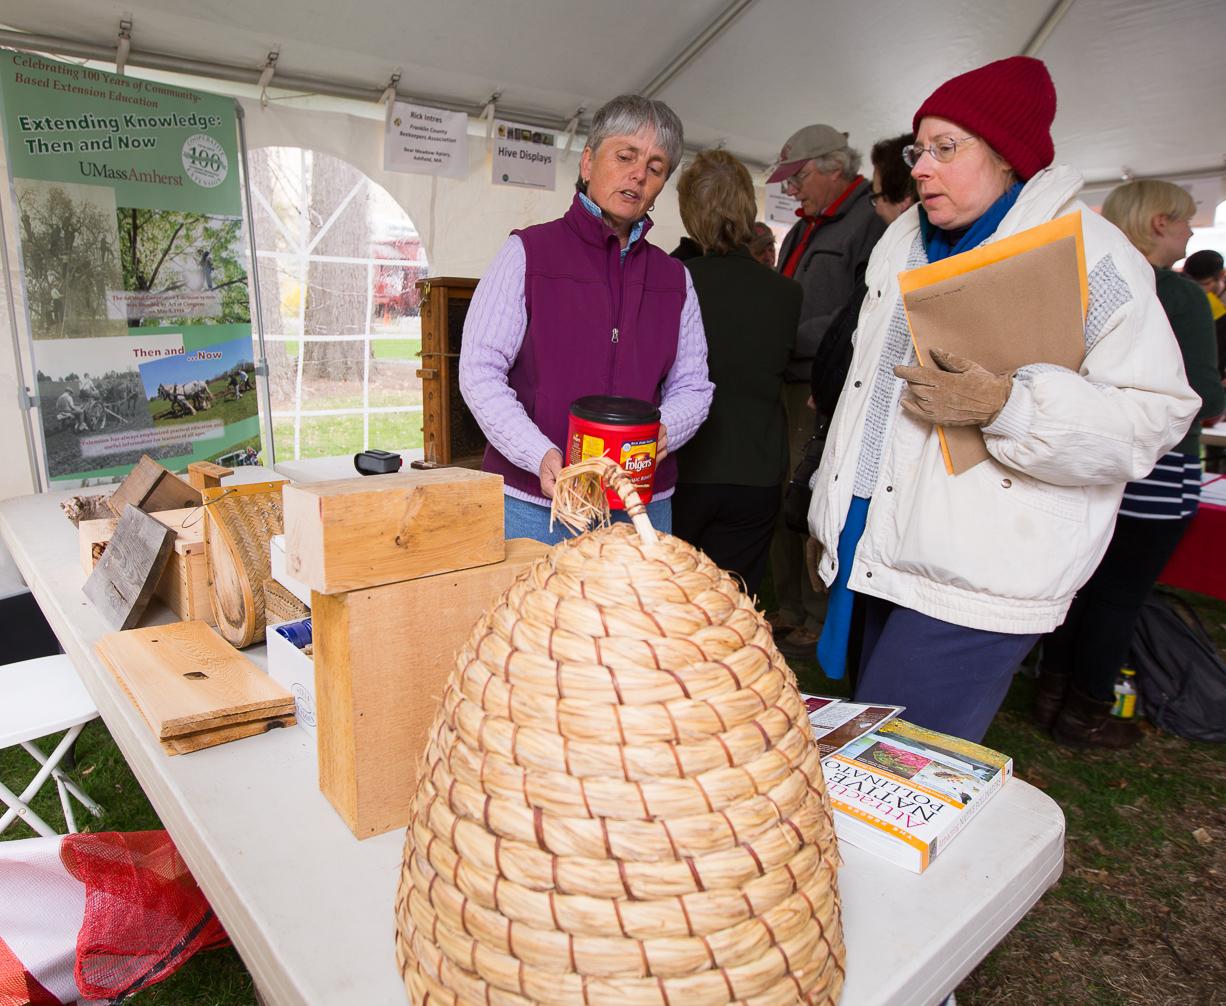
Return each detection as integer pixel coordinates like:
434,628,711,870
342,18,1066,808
1,52,260,483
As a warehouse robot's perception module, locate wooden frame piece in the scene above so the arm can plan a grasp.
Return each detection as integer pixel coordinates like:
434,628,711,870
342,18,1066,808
107,454,202,517
187,461,234,493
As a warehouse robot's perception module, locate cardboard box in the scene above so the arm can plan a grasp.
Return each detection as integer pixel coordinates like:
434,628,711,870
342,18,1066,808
266,620,317,744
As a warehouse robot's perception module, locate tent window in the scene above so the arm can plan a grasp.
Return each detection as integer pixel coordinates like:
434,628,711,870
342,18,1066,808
247,147,428,461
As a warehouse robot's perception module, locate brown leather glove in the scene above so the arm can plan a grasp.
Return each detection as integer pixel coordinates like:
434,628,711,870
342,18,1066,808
893,348,1013,427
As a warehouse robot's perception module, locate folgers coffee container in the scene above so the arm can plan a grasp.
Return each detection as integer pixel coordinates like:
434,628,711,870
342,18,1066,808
566,395,660,509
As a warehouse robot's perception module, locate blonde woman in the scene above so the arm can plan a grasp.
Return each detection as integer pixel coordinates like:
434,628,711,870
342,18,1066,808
671,150,801,595
1037,180,1224,747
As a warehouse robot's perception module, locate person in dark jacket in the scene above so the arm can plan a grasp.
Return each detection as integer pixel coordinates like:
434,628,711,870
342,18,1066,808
1037,180,1225,748
672,150,802,595
766,124,887,657
1182,249,1226,380
809,134,917,423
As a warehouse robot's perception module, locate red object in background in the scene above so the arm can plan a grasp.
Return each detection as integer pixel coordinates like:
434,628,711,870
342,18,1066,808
0,831,227,1005
63,838,229,999
1159,502,1226,602
62,831,228,1001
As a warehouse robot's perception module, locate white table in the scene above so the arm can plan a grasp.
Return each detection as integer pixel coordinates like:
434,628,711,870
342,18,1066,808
272,447,423,484
0,477,1064,1006
1199,421,1226,448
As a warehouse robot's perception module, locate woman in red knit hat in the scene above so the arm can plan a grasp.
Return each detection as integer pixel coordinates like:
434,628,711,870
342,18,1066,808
805,56,1200,742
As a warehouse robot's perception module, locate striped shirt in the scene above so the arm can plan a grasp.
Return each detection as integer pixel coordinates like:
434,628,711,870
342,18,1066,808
1118,451,1201,520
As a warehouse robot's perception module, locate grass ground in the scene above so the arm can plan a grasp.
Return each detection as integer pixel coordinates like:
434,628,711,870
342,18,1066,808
4,590,1224,1004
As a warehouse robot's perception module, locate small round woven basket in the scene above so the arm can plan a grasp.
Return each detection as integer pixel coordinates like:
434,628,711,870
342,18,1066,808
395,458,845,1005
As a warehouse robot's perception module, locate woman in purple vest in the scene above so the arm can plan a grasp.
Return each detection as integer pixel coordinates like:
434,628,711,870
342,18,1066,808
459,95,714,544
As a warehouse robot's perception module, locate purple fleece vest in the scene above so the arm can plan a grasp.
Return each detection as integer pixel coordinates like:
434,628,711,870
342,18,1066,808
482,195,686,498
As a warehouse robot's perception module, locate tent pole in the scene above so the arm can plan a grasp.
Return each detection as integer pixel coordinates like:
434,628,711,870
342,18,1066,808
638,0,758,98
0,28,772,171
0,30,566,131
0,181,46,492
235,102,275,467
1021,0,1077,57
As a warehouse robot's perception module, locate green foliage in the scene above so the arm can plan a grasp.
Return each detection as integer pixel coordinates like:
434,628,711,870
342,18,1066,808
0,721,255,1003
118,208,250,326
15,181,127,340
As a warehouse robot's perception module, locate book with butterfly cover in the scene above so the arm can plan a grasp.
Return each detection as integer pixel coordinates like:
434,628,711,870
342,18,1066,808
820,718,1012,872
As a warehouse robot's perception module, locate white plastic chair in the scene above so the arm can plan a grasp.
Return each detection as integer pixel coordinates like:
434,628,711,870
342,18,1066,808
0,655,103,837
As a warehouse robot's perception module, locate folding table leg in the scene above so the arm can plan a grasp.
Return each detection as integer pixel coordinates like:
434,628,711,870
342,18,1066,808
0,777,58,837
0,726,99,836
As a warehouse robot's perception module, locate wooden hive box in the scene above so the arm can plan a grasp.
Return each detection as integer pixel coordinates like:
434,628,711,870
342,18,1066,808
415,276,485,468
281,468,505,595
78,508,215,626
313,538,548,838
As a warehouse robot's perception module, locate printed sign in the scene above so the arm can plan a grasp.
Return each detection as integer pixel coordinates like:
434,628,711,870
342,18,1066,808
766,181,799,226
491,119,556,190
0,52,259,484
384,101,469,178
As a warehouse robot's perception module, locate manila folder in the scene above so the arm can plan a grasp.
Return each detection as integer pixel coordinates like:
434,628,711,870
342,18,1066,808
901,234,1085,474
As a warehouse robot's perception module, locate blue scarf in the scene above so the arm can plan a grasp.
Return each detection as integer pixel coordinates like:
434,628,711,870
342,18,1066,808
919,182,1023,263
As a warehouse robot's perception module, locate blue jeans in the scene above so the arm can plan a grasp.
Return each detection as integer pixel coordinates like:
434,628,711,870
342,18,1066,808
503,494,672,545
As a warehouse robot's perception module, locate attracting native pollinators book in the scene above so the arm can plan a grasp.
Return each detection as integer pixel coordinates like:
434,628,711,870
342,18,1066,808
820,719,1012,873
801,693,904,755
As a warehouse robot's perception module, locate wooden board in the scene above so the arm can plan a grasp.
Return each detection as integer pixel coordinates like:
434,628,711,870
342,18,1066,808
282,468,504,595
313,538,549,838
107,454,202,517
160,713,295,756
83,506,176,630
94,619,293,739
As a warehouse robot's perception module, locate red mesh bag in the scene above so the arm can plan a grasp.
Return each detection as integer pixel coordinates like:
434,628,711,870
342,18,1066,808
59,831,229,1001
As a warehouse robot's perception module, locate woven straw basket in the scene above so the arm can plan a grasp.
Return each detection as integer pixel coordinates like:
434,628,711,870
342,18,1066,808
395,458,845,1005
202,480,288,649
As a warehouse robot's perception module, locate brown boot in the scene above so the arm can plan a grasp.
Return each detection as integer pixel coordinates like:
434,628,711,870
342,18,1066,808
1051,686,1141,749
1031,669,1069,730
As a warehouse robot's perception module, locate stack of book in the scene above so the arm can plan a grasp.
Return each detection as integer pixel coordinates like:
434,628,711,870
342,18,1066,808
806,701,1012,873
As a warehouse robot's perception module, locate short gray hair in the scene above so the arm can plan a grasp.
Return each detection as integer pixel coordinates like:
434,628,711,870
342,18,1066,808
812,146,861,180
576,95,685,192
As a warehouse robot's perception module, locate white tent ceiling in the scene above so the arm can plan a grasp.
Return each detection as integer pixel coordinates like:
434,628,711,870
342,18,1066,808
1,0,1223,182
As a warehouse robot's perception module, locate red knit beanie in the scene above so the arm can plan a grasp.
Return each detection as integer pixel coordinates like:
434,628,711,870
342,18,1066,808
912,56,1056,181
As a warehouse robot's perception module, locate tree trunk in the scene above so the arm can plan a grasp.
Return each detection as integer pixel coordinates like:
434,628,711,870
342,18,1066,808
302,155,368,382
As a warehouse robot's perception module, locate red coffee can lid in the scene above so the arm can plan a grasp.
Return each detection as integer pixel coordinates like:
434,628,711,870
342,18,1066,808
570,395,660,425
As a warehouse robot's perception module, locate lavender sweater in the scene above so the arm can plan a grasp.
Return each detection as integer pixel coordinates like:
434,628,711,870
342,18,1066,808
459,231,713,506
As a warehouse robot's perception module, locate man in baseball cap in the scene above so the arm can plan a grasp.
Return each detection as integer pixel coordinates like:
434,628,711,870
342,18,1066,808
767,123,886,660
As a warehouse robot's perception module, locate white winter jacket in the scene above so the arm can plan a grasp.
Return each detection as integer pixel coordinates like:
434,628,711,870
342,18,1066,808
807,165,1200,634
